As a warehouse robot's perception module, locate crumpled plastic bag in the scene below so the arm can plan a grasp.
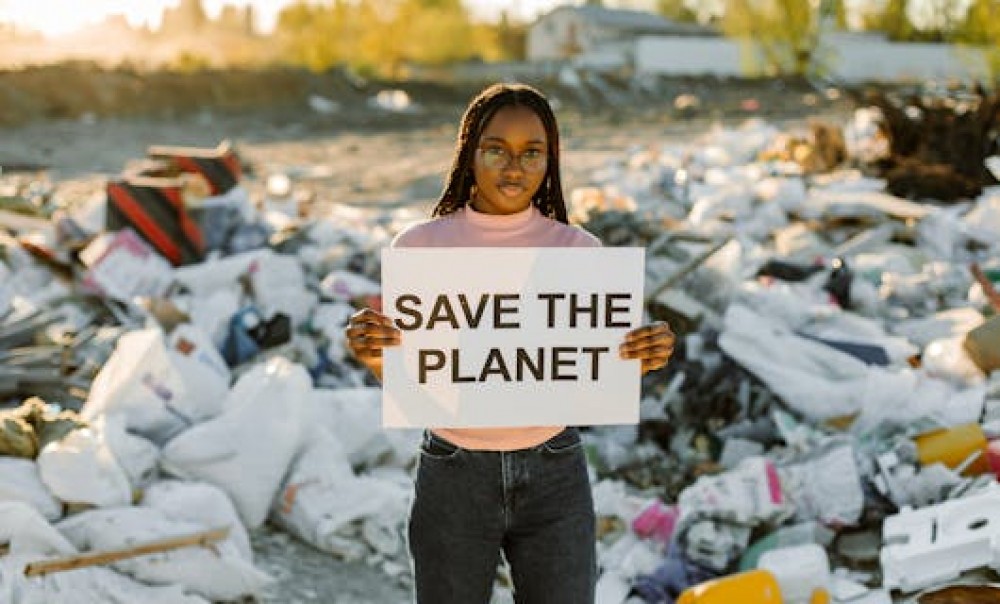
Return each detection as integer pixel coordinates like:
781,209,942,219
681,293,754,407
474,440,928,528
0,501,75,556
678,456,794,527
81,327,229,445
777,441,864,527
270,431,409,561
160,357,310,528
56,506,270,602
102,415,159,492
36,417,132,508
0,458,63,521
142,480,251,561
303,387,419,469
719,304,870,421
0,553,210,604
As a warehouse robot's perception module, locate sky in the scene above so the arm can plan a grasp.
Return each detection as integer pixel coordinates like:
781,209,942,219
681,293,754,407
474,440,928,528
0,0,613,37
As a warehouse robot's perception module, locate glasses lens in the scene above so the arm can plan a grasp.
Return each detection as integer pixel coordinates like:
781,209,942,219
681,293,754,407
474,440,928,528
481,148,510,171
520,152,547,173
479,147,547,173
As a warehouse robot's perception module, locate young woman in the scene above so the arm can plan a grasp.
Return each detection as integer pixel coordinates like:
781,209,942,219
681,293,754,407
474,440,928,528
345,83,675,604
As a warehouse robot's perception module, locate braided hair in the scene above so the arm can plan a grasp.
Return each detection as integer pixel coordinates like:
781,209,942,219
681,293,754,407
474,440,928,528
432,83,569,224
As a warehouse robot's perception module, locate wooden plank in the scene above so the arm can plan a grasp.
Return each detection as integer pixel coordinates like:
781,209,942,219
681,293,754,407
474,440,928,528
23,526,230,577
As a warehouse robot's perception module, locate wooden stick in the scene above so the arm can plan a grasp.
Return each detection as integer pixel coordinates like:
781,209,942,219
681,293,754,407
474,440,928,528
23,526,230,577
971,263,1000,313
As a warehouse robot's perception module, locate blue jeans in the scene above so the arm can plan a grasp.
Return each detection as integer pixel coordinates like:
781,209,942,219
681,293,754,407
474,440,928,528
408,428,597,604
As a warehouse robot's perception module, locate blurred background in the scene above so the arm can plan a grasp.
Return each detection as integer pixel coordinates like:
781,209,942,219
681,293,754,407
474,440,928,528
0,0,997,127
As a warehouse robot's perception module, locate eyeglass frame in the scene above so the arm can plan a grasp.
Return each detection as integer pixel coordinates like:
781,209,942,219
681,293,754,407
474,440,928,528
475,145,548,173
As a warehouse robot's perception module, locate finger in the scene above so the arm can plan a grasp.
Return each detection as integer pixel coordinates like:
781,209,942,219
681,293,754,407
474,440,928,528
345,324,400,340
621,344,674,360
641,356,671,374
620,334,675,356
349,308,394,328
621,333,675,353
624,322,672,342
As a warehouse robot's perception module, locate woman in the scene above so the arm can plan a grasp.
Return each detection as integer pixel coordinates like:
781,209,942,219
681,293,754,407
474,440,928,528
345,83,674,604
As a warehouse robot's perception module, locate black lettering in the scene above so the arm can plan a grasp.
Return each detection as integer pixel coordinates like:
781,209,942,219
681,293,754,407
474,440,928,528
450,349,476,382
552,347,578,381
394,294,423,330
479,348,512,382
418,349,445,384
494,294,521,329
459,294,489,328
426,294,459,329
537,293,565,328
515,347,545,381
605,293,632,328
569,293,598,328
581,346,610,380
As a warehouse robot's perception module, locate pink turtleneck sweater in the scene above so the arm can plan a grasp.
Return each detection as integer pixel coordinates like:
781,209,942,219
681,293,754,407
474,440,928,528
391,204,601,451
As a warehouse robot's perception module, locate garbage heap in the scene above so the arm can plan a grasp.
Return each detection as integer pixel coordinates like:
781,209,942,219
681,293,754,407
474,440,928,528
0,96,998,604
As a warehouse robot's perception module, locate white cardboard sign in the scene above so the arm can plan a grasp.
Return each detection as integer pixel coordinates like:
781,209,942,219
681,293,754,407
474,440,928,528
381,247,644,428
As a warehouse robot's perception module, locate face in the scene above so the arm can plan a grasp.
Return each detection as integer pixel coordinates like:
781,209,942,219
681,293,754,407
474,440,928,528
471,105,548,215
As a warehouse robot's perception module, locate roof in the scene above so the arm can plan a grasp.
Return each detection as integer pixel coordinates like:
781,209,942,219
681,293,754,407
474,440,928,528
541,5,717,37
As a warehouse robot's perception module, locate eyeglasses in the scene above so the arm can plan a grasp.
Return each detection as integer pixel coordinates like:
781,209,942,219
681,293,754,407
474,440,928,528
477,146,548,173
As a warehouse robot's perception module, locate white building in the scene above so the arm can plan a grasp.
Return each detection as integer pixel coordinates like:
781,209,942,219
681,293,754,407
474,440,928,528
527,5,717,70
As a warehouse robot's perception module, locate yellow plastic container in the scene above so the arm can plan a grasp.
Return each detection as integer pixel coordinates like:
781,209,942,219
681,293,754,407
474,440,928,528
914,423,990,476
677,570,783,604
677,569,831,604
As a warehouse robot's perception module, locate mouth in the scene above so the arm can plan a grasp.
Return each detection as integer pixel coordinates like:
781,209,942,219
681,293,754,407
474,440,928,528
498,182,525,197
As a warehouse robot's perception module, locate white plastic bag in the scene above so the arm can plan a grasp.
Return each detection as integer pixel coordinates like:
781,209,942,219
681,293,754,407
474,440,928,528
142,480,251,561
0,553,210,604
0,501,75,556
81,327,229,445
36,418,132,508
102,416,160,492
248,252,318,327
778,442,864,527
270,431,409,560
0,458,62,521
160,358,310,528
57,507,270,602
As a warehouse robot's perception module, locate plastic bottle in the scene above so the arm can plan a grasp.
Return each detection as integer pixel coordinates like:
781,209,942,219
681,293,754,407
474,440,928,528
913,423,990,476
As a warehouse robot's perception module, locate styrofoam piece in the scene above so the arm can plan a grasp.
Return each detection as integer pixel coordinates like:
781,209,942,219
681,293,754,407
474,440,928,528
880,486,1000,593
758,543,830,603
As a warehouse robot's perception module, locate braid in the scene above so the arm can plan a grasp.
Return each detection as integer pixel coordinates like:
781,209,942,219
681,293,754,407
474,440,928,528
433,83,569,224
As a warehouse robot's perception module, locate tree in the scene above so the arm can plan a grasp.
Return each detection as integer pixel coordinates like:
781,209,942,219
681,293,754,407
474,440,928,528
657,0,698,22
161,0,209,34
955,0,1000,82
721,0,822,76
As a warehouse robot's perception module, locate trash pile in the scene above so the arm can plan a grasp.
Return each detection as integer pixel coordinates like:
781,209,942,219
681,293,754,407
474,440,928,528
573,103,1000,603
0,88,998,603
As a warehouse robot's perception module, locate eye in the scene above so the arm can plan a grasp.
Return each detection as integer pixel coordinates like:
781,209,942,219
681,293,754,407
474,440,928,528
523,149,543,160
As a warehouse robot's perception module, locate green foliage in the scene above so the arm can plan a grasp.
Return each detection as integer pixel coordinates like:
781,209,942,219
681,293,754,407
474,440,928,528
721,0,821,76
273,0,505,77
955,0,1000,83
656,0,698,22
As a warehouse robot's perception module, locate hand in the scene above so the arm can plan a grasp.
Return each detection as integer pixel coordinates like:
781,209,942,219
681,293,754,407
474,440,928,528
345,308,401,381
619,321,675,375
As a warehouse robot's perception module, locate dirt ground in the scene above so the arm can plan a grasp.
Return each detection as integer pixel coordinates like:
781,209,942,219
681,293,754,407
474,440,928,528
0,85,854,603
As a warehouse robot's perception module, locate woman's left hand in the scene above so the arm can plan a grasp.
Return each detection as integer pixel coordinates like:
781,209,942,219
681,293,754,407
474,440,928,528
619,321,675,375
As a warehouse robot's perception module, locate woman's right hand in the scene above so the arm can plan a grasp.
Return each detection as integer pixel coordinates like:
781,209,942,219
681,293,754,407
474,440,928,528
345,308,401,382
